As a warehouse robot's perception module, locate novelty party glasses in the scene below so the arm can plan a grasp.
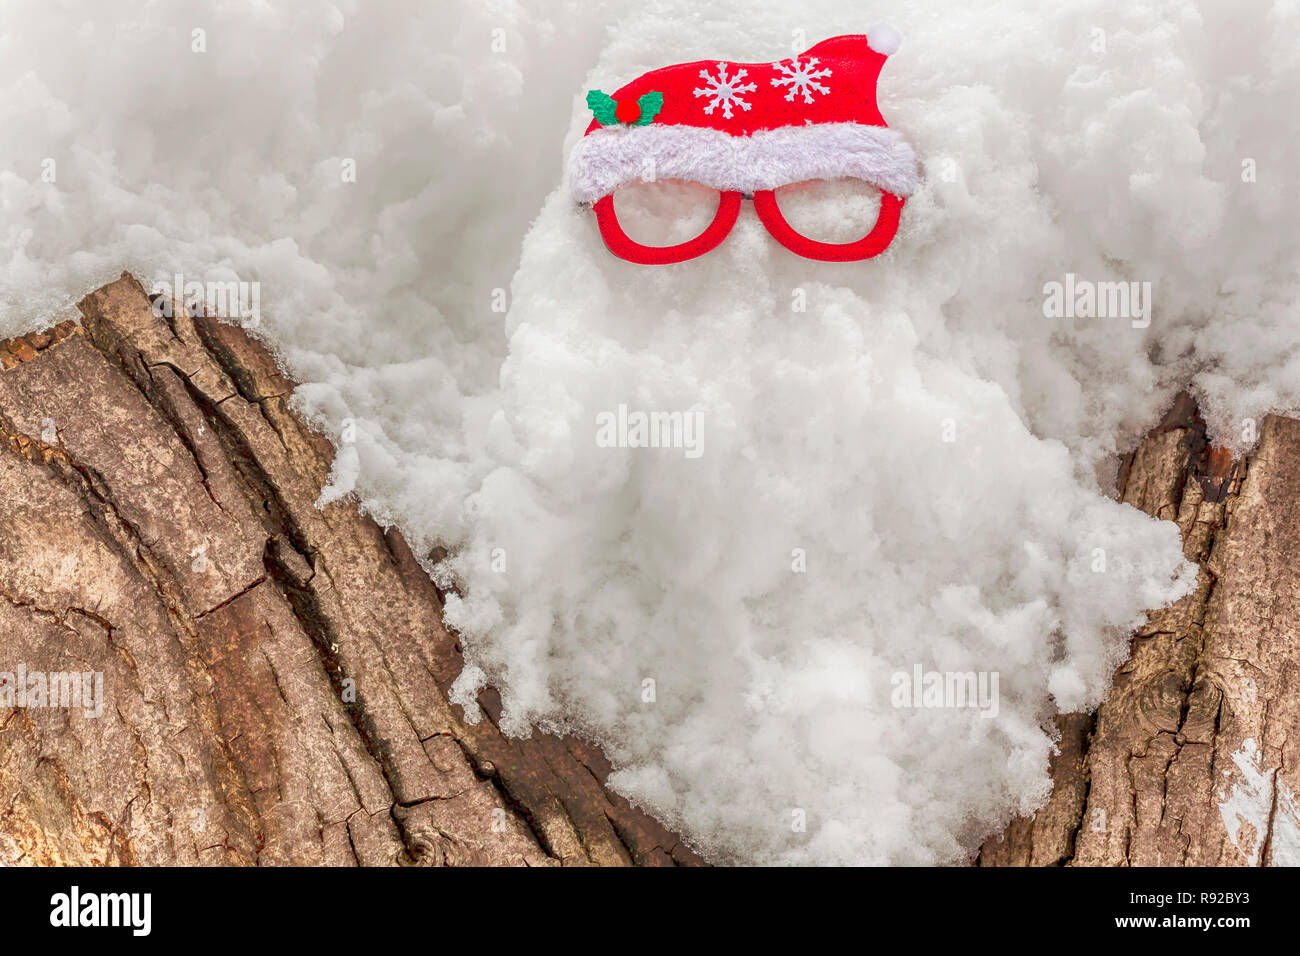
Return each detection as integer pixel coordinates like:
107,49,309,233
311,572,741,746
568,28,918,264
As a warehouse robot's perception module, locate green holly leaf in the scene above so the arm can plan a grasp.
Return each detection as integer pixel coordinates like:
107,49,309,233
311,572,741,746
634,91,664,125
586,90,618,126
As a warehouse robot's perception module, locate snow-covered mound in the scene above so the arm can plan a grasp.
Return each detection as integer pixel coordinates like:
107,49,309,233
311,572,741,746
2,0,1297,864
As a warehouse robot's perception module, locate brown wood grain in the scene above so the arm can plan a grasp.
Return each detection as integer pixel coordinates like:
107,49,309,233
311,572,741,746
0,274,701,866
980,395,1300,866
4,274,1296,867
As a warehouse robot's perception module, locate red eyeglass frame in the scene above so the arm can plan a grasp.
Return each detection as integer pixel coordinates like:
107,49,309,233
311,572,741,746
593,186,905,265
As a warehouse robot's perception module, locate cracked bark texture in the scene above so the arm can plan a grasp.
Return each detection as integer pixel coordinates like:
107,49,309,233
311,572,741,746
0,273,702,867
980,394,1300,866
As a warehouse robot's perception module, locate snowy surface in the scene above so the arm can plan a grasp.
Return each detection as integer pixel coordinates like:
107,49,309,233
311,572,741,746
1218,739,1300,867
1,0,1297,864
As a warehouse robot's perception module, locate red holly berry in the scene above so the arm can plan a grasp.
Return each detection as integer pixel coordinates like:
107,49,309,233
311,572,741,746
614,98,641,124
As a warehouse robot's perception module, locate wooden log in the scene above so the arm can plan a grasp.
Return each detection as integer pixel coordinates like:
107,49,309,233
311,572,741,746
980,395,1300,866
0,273,702,866
5,273,1296,867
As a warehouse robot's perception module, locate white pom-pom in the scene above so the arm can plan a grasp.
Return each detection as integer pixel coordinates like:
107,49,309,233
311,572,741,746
867,23,901,57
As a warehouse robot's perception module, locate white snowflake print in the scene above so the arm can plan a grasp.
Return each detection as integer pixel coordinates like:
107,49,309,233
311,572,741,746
693,62,758,119
770,56,832,104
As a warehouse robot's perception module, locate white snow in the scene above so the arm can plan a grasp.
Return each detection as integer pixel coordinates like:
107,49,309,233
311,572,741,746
2,0,1298,865
1218,738,1300,867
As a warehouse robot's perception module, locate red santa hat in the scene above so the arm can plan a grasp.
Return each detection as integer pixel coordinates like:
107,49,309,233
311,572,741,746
568,27,918,263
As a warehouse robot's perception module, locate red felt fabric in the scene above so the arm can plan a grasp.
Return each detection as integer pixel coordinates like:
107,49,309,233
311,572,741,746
582,35,888,139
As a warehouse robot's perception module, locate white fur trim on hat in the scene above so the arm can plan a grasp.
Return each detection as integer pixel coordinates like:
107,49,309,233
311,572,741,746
568,121,919,203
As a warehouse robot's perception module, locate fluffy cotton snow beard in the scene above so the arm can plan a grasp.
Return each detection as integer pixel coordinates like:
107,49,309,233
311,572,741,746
438,0,1293,863
2,0,1296,863
440,186,1196,864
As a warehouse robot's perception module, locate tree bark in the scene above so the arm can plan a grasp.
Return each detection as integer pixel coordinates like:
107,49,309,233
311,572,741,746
0,274,702,866
980,394,1300,866
3,275,1296,867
